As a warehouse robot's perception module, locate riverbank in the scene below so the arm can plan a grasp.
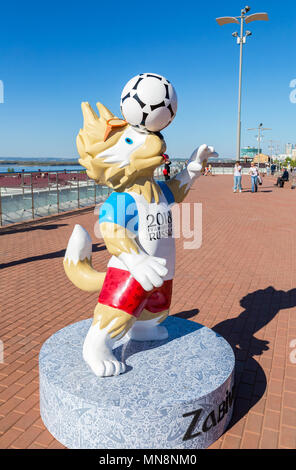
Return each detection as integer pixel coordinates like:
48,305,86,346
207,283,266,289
0,159,78,167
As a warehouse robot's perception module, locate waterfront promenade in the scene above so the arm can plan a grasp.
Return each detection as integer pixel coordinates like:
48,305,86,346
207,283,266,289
0,175,295,449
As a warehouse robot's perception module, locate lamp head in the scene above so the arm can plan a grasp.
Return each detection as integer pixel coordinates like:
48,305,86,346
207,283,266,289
232,32,238,37
245,5,251,13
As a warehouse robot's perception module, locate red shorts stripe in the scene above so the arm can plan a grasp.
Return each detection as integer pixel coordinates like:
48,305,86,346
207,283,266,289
98,267,173,318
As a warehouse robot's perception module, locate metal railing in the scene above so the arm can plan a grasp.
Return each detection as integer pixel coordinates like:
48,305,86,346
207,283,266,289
0,170,113,226
5,162,279,226
0,163,186,227
210,167,268,175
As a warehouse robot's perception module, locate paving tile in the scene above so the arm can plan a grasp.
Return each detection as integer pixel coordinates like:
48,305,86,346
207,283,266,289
13,409,40,432
281,408,296,428
279,426,296,448
47,439,66,449
283,392,296,410
27,443,48,449
15,382,39,400
13,395,39,415
35,429,56,447
240,432,260,449
0,384,24,402
227,417,247,437
0,412,23,434
260,429,279,449
10,426,43,449
0,371,26,387
0,397,23,418
245,413,264,434
284,378,296,393
250,397,267,416
268,380,283,396
0,428,23,448
266,394,282,413
222,435,241,449
263,410,281,431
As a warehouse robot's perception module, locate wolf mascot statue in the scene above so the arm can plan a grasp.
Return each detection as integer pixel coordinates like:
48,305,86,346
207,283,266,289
63,92,217,377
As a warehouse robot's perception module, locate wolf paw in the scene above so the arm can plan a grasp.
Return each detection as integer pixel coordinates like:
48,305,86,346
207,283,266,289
86,358,126,377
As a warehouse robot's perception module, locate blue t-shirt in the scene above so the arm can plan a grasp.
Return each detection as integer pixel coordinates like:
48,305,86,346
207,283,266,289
98,181,174,235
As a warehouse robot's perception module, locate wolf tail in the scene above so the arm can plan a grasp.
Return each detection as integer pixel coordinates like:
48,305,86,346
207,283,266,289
63,224,105,293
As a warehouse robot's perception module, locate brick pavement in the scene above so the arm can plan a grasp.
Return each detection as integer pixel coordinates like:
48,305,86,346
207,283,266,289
0,174,295,449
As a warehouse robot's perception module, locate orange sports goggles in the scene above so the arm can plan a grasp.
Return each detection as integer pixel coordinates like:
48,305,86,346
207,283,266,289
103,118,127,142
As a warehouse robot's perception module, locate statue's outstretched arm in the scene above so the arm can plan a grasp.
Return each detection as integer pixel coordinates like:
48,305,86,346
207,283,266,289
167,145,218,203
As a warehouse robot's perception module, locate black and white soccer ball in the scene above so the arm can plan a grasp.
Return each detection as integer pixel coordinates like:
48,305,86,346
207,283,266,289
120,73,178,132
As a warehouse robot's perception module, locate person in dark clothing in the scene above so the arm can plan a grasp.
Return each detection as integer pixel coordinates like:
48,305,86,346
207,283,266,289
276,168,289,187
271,164,276,176
162,154,171,180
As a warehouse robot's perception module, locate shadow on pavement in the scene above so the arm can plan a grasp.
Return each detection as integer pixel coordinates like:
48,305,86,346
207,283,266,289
173,286,296,432
0,223,68,235
212,286,296,429
0,243,106,269
173,308,199,320
242,190,273,193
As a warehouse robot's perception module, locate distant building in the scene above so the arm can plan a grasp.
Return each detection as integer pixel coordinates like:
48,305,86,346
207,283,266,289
276,149,296,162
253,153,270,164
285,143,293,156
241,147,262,161
277,154,289,162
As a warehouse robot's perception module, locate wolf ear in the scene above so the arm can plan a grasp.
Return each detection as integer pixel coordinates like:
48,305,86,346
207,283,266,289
96,102,115,122
80,101,115,128
78,102,108,160
81,102,100,125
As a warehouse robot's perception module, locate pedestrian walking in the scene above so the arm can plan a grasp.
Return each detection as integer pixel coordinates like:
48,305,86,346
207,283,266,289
233,161,242,193
249,162,259,193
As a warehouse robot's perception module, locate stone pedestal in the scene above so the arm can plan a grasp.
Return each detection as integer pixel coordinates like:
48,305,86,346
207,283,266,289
40,316,235,449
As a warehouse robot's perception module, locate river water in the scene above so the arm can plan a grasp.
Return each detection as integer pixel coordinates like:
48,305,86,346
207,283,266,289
0,165,83,173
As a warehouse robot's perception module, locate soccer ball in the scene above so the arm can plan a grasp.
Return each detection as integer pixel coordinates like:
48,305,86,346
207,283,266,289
120,73,178,132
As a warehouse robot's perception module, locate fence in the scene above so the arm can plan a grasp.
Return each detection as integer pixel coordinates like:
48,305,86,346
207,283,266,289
0,170,113,226
0,163,186,227
211,166,268,175
4,163,280,226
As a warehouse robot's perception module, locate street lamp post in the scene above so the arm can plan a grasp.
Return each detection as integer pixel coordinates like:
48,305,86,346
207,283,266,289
248,123,272,168
268,140,280,164
216,6,269,161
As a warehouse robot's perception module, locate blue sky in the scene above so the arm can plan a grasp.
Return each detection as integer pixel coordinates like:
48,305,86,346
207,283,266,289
0,0,295,159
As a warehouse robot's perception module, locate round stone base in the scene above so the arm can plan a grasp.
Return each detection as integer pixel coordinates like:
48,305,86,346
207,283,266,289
39,317,235,449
